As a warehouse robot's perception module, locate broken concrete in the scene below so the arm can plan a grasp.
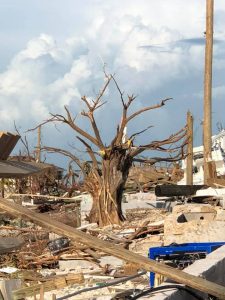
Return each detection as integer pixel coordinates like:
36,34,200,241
0,237,24,254
99,256,124,268
164,204,225,245
129,235,163,256
58,259,101,272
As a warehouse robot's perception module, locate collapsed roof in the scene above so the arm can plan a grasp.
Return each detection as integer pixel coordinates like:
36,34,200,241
0,131,61,178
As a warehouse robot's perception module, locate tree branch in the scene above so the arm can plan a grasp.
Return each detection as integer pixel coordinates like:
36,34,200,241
113,93,171,146
129,125,154,141
130,127,187,158
127,98,172,123
115,95,137,145
76,136,102,183
76,136,99,171
63,106,100,147
133,148,186,165
111,75,125,107
94,74,112,106
133,143,187,165
80,110,105,149
42,146,85,175
79,76,112,149
14,122,30,158
27,116,57,132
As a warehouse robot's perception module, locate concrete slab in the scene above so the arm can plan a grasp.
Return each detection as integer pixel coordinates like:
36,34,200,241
99,256,124,268
164,204,225,245
58,259,101,272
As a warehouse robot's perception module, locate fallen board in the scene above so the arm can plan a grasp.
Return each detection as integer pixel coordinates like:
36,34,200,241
155,184,206,197
0,198,225,299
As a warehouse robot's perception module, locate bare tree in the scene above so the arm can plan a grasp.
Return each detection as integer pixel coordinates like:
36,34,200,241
34,74,187,226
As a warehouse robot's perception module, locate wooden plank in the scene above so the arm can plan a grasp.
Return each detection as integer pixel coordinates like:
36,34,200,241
12,273,84,299
8,193,82,202
39,284,44,300
0,198,225,299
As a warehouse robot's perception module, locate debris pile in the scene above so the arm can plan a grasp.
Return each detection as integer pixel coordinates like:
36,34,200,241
0,192,225,300
0,196,166,299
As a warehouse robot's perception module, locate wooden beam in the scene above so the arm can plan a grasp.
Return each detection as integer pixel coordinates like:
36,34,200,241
0,198,225,299
186,111,193,185
7,193,82,202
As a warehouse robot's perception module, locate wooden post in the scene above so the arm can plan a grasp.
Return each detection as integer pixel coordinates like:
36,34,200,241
1,179,4,198
186,111,193,185
36,126,41,163
39,285,44,300
203,0,214,184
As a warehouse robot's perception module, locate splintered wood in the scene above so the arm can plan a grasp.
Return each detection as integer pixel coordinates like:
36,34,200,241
12,273,84,299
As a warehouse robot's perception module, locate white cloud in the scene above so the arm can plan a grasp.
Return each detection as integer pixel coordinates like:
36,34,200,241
0,0,225,153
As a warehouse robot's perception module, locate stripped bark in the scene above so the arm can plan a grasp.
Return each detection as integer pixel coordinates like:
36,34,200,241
32,73,187,225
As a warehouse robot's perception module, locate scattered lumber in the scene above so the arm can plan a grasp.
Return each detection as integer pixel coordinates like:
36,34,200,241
12,273,84,299
1,198,225,299
0,225,46,232
207,178,225,187
126,220,149,241
7,193,82,202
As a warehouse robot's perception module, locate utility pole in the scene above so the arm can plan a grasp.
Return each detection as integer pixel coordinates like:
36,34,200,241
186,111,193,185
36,125,41,163
203,0,214,184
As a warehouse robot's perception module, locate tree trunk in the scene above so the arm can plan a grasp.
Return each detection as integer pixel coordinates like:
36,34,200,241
86,150,132,226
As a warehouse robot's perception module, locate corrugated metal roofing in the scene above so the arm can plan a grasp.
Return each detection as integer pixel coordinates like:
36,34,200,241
0,160,55,178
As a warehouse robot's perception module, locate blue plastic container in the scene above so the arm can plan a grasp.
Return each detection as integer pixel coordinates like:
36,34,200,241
148,242,225,287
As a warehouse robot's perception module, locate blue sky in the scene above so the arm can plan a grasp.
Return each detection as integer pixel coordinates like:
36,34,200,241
0,0,225,164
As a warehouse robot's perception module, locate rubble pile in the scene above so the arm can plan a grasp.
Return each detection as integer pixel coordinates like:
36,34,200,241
0,197,166,300
0,192,225,300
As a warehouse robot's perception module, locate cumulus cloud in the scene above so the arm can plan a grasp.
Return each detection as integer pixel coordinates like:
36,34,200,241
0,0,225,157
